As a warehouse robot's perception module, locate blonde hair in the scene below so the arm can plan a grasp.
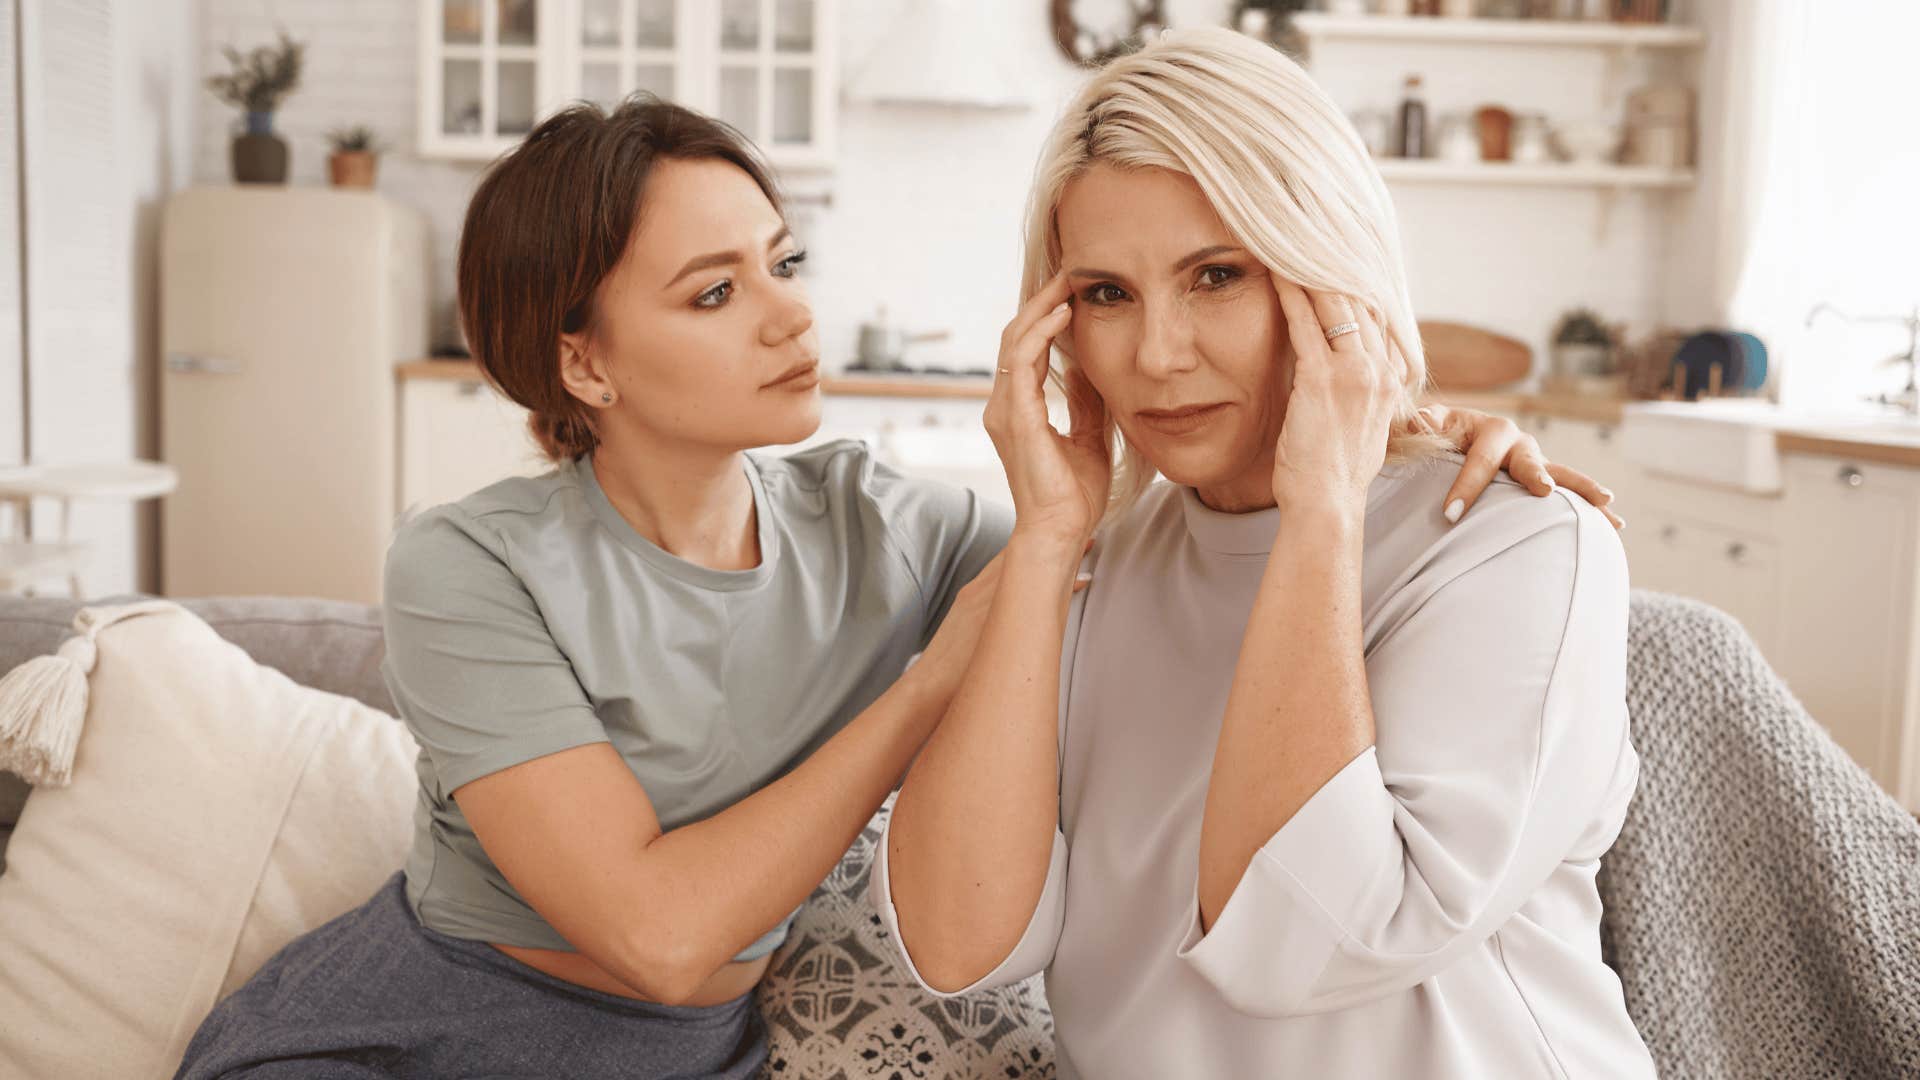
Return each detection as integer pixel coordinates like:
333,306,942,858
1021,26,1451,515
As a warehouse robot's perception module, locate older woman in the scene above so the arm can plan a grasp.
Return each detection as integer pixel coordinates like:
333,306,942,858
879,27,1654,1079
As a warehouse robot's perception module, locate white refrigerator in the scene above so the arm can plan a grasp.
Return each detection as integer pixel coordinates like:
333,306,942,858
160,187,429,604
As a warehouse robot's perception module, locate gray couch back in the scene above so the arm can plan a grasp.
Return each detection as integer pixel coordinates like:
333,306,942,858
0,595,395,846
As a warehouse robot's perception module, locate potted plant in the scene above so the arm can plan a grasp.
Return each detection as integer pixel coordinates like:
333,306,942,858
207,30,305,185
1549,308,1619,383
326,126,382,189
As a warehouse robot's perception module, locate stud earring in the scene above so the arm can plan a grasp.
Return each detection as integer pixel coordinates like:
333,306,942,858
601,392,613,404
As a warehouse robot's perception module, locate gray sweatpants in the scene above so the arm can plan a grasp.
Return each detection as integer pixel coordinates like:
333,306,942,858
174,873,767,1079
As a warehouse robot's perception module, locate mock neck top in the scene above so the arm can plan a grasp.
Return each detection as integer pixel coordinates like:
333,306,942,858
876,455,1653,1077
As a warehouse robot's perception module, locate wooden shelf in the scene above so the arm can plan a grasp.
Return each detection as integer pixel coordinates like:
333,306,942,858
1292,13,1704,49
1374,159,1694,188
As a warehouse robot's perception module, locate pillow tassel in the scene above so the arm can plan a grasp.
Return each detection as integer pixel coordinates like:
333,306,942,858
0,599,180,787
0,635,98,787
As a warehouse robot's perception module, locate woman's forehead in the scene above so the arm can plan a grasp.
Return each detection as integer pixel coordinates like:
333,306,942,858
628,159,783,266
1057,165,1235,265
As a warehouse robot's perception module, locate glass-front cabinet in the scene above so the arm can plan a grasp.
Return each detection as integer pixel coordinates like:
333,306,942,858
419,0,837,168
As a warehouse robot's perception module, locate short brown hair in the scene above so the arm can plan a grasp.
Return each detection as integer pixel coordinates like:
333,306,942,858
456,96,783,462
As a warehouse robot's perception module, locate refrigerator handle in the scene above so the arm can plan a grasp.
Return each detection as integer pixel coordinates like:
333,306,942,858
165,353,244,375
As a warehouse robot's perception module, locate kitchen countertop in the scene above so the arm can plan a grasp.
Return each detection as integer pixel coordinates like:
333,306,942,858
397,361,1920,469
1432,390,1625,425
397,359,996,400
1448,391,1920,469
400,362,1604,414
1773,427,1920,469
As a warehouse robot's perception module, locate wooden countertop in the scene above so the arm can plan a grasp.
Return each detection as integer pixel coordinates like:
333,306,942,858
398,359,996,400
1432,390,1626,425
1774,430,1920,469
818,374,993,399
397,359,487,381
401,362,1610,416
398,362,1920,468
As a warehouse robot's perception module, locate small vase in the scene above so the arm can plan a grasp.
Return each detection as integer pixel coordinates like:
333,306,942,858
328,151,378,189
231,111,288,184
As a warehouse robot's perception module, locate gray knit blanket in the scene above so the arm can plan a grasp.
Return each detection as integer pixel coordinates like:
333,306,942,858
1600,591,1920,1078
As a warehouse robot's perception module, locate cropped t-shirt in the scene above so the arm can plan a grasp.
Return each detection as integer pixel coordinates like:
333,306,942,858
382,440,1011,960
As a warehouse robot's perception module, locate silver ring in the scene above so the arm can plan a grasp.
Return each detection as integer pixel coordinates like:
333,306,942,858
1324,321,1361,342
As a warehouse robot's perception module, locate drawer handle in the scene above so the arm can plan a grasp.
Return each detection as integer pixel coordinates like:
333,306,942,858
1726,541,1747,565
1659,524,1678,543
1596,425,1614,443
1839,466,1865,488
458,381,486,398
165,352,242,375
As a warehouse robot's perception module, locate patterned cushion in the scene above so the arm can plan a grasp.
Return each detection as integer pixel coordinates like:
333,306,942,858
758,793,1056,1079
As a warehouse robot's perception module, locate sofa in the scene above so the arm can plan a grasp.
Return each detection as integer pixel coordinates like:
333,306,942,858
0,591,1915,1079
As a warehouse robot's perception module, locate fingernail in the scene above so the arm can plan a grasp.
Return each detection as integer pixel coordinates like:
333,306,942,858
1546,476,1558,492
1598,486,1614,500
1075,571,1094,584
1444,498,1465,524
1053,302,1070,315
1613,515,1627,530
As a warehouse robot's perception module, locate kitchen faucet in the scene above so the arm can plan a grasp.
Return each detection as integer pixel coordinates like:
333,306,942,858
1806,302,1920,416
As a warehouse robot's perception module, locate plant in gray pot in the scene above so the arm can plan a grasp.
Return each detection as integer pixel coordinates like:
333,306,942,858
207,31,305,185
1549,308,1618,382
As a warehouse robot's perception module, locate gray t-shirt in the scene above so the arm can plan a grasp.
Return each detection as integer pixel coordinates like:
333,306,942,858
381,440,1011,959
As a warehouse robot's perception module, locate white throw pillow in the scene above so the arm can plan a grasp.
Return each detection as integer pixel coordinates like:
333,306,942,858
0,602,418,1079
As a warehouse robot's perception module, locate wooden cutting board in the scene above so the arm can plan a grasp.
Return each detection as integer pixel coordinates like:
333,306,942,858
1419,321,1533,391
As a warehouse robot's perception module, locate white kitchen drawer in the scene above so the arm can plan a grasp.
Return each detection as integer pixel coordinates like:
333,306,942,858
399,376,548,514
1628,506,1783,656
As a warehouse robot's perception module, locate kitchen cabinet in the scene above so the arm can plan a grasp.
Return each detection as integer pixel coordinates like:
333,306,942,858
398,375,1920,808
1500,406,1920,810
1516,409,1634,511
419,0,837,168
398,368,1026,516
399,374,549,516
1622,470,1785,657
1774,455,1920,806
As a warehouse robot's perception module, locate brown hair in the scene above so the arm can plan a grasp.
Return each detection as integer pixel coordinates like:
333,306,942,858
456,96,783,462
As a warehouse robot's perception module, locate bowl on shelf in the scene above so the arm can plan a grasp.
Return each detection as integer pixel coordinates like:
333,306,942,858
1554,121,1621,165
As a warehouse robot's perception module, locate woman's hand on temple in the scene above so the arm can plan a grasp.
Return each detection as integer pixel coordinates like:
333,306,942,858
1270,282,1401,516
1413,403,1625,530
982,272,1112,548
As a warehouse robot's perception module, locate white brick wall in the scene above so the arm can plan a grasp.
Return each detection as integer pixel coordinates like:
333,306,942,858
197,0,482,346
190,0,1715,380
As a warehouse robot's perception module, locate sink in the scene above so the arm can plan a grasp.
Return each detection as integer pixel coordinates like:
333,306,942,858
1619,401,1920,493
1619,400,1793,494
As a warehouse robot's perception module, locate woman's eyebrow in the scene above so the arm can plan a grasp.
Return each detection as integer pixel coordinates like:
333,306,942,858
1171,244,1244,272
664,225,794,289
1066,243,1246,283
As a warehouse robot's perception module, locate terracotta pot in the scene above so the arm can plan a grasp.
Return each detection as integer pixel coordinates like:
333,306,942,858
1475,106,1513,162
328,151,379,189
